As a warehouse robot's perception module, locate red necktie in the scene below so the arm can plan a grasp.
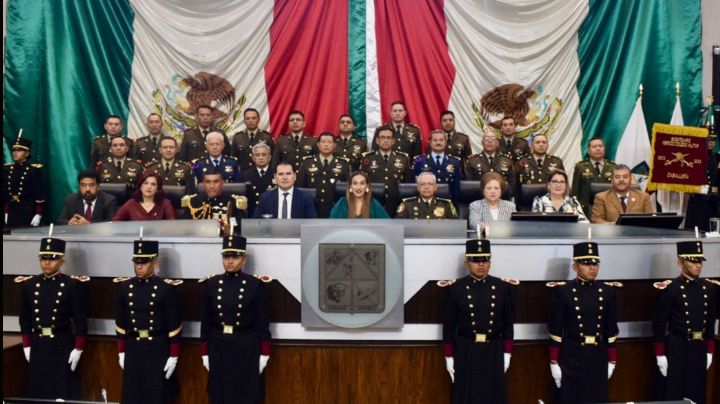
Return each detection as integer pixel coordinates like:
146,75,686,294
620,196,627,213
84,202,93,221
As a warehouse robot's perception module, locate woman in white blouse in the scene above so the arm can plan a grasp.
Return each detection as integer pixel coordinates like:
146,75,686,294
468,172,517,230
531,169,589,223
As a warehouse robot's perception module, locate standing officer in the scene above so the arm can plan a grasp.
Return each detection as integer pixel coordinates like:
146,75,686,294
440,111,472,167
442,238,516,403
115,237,182,404
547,241,620,404
192,131,242,185
180,104,230,163
144,137,193,189
199,232,271,403
465,130,517,198
240,143,275,218
231,108,274,172
515,134,564,185
271,110,317,171
372,101,422,157
90,115,135,167
17,234,88,399
571,137,617,215
413,129,462,201
96,137,143,189
335,114,367,170
297,132,351,218
396,172,458,219
652,240,716,404
4,135,46,227
133,113,164,166
496,116,530,162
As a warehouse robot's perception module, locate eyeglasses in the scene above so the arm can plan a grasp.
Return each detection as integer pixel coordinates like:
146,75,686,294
550,180,566,184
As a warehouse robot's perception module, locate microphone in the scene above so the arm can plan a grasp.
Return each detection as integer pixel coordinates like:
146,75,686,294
101,388,108,403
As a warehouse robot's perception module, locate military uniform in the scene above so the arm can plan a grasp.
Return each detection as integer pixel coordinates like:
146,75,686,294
413,154,462,201
396,197,458,219
442,239,515,404
18,237,88,399
571,159,616,214
360,151,413,217
497,136,530,162
231,129,274,172
132,135,163,166
96,157,144,188
115,240,182,404
335,134,367,170
180,127,230,163
240,167,275,218
181,192,248,222
652,241,716,404
200,235,271,404
684,149,718,231
90,134,135,167
4,138,46,227
144,159,193,188
297,155,350,218
373,123,422,157
516,154,565,185
465,153,517,196
445,131,472,166
547,242,619,404
271,133,317,171
192,156,242,185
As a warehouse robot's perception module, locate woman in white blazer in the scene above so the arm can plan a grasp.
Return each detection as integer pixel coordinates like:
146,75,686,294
468,172,516,230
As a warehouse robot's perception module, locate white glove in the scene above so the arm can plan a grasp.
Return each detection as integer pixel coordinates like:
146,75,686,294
259,355,269,374
30,214,41,227
23,347,30,362
68,349,83,372
202,355,209,371
656,355,668,377
504,353,511,373
607,362,615,379
707,353,713,370
118,352,125,369
445,357,455,383
164,356,178,379
550,362,562,388
4,213,8,224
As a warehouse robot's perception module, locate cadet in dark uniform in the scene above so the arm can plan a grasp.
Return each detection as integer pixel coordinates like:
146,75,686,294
17,235,88,399
652,240,716,404
231,108,274,172
271,110,317,171
360,126,413,216
684,133,719,230
442,238,516,404
396,172,458,219
372,101,422,157
547,241,620,404
200,233,272,404
297,132,351,218
133,113,164,166
90,115,135,167
180,104,230,163
413,129,462,201
4,136,46,227
192,132,242,185
516,134,564,185
115,238,182,404
240,143,275,217
465,130,517,197
497,117,530,162
440,110,472,167
144,137,193,189
96,137,144,189
182,168,248,225
571,137,617,214
335,114,367,170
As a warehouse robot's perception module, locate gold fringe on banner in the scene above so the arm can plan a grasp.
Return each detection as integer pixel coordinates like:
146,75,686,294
647,123,708,193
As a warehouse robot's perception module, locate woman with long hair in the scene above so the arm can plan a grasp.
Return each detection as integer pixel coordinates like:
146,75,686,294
531,169,589,223
112,171,175,221
329,171,389,218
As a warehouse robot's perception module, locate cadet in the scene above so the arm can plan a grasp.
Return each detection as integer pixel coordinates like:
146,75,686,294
231,108,274,172
192,131,242,185
115,237,182,404
297,132,351,218
396,172,458,219
335,114,367,169
496,116,530,162
240,143,275,217
271,110,317,171
652,240,716,404
180,104,230,163
413,129,461,201
465,130,516,197
547,241,620,404
442,238,516,403
96,137,143,189
515,134,564,185
90,115,135,166
440,110,472,167
571,137,616,214
372,101,422,157
182,168,247,226
17,234,88,399
133,113,164,165
144,137,193,189
4,135,46,227
200,232,272,403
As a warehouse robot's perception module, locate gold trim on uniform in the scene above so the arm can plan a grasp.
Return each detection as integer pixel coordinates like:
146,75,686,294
168,325,183,338
116,325,127,335
549,333,562,343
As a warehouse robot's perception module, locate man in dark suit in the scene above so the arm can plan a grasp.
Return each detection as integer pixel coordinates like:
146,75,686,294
241,143,275,217
252,161,317,218
57,170,118,225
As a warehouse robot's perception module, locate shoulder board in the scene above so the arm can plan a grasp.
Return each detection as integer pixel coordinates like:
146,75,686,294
113,277,131,283
254,274,273,283
436,279,456,287
336,156,350,162
71,275,91,282
4,162,12,166
94,135,104,140
14,275,33,283
198,274,216,283
447,154,461,161
407,122,420,129
412,155,423,161
501,277,520,285
164,279,184,286
31,163,44,168
232,194,248,210
401,197,416,202
603,281,623,288
181,194,194,208
302,155,315,160
396,151,409,157
545,281,566,288
191,158,201,164
704,279,720,286
226,155,238,161
653,280,672,289
437,197,453,203
361,151,373,157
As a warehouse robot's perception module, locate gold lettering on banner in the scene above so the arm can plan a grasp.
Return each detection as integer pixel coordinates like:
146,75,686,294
660,137,700,149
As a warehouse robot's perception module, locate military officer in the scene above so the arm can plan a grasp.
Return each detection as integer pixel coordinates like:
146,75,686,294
144,137,192,189
496,116,530,162
180,104,230,163
396,172,458,219
271,110,317,171
440,110,472,166
442,238,516,403
684,133,718,230
547,241,620,404
360,126,413,216
372,101,422,157
90,115,135,167
652,240,716,404
4,136,46,227
231,108,274,172
17,235,88,399
115,237,182,404
413,129,462,201
182,168,247,226
465,130,517,198
240,143,275,217
335,114,367,170
571,137,617,214
516,134,565,185
133,113,164,165
200,232,272,404
96,137,143,189
297,132,351,218
192,131,242,185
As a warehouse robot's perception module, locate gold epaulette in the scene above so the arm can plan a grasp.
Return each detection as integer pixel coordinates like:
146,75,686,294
437,197,453,203
653,280,672,290
254,274,273,283
198,274,216,283
113,277,131,283
361,151,372,157
502,278,520,285
401,197,416,202
191,157,200,164
436,279,456,287
13,275,33,283
181,194,194,208
31,163,43,168
336,156,350,162
302,155,314,160
604,281,623,288
164,279,184,286
396,151,409,157
71,275,91,282
705,279,720,287
232,194,248,210
546,281,566,288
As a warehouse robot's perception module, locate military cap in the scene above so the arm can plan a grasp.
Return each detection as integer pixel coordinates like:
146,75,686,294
465,239,491,261
222,234,247,256
38,237,65,259
677,240,705,262
13,137,32,151
132,240,159,263
573,242,600,264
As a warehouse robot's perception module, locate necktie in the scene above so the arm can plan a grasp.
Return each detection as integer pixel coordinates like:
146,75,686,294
294,136,300,144
84,201,93,221
249,132,254,141
383,155,389,163
396,126,402,136
506,140,512,148
202,129,209,137
436,155,442,166
595,162,601,175
537,158,543,167
213,159,220,167
116,161,122,171
281,192,289,218
323,159,329,168
259,169,265,177
488,156,494,165
620,196,627,212
151,137,157,147
165,163,171,173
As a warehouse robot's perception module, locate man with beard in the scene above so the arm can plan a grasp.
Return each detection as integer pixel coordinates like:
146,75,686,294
58,170,118,225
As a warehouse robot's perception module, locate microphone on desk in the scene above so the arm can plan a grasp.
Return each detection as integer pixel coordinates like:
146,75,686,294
102,388,108,403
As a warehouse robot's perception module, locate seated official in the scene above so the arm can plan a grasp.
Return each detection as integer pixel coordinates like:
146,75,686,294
591,164,653,223
181,168,247,225
191,131,242,185
112,171,175,221
58,170,118,225
329,171,389,218
253,161,317,219
468,172,516,230
396,172,458,219
531,169,589,223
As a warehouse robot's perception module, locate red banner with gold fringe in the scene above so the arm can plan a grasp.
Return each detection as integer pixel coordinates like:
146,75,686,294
647,123,708,193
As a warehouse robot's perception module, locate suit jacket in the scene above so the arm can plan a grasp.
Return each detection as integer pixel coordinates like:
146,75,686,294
240,166,276,217
591,188,653,223
467,198,516,230
252,188,318,218
57,191,118,224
